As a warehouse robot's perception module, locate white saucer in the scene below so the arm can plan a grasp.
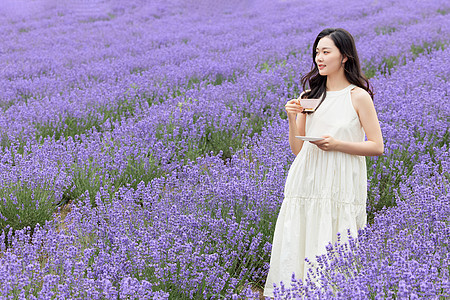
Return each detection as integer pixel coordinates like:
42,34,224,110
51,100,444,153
295,136,324,141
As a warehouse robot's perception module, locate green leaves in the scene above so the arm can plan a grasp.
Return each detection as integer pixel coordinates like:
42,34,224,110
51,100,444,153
0,181,56,233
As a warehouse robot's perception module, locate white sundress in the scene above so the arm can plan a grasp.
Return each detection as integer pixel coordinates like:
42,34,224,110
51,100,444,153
264,84,367,297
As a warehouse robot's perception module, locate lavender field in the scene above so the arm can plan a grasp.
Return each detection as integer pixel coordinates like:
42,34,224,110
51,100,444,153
0,0,449,299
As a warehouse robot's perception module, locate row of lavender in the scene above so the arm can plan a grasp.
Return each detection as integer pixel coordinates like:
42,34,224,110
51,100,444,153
0,0,449,299
1,0,448,143
1,47,448,298
0,0,449,231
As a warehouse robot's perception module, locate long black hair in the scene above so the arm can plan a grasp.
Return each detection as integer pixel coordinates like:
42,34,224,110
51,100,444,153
300,28,373,112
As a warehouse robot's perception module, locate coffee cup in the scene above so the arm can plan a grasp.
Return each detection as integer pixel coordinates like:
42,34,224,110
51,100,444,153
299,98,321,112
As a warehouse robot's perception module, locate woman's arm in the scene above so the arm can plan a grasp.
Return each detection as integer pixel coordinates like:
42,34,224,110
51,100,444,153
311,88,384,156
285,97,307,156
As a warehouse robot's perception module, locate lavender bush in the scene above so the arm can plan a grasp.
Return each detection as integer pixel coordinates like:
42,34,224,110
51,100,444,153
0,0,449,298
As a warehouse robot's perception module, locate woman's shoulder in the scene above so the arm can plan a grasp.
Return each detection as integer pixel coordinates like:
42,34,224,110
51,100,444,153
350,86,373,112
350,86,372,102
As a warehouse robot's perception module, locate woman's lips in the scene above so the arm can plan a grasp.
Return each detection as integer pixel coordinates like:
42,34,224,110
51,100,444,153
318,64,325,70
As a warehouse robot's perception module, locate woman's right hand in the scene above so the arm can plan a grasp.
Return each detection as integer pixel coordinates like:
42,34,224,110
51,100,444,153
285,98,304,118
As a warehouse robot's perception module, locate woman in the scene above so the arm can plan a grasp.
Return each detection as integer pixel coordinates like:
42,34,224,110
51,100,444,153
263,28,384,297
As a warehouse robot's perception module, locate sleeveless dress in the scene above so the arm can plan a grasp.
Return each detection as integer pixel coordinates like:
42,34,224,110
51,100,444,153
264,84,367,297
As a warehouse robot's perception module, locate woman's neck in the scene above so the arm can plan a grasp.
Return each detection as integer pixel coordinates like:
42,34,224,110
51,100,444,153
326,72,351,91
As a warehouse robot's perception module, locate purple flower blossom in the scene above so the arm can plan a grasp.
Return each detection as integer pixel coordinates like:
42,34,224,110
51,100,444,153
0,0,448,298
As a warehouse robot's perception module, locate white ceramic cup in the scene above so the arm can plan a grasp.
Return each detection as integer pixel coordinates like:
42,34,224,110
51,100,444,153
299,98,321,112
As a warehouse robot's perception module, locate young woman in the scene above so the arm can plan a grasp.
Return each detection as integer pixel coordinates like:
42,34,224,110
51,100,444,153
263,28,384,297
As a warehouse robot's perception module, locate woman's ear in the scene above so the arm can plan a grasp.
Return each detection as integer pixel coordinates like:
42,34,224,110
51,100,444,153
342,56,348,63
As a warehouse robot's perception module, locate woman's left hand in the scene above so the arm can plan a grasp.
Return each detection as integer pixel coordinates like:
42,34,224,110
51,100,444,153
310,135,339,151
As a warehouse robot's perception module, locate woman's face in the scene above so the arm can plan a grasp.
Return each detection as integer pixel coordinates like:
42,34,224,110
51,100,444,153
315,36,347,76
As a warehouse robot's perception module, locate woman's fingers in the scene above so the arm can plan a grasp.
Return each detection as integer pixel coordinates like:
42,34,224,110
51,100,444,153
310,136,336,151
285,99,303,114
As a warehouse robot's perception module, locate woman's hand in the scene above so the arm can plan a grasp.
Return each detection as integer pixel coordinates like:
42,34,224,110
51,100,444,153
285,98,304,118
310,135,339,151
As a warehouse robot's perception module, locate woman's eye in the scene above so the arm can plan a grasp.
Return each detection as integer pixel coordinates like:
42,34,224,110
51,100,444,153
324,51,329,54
